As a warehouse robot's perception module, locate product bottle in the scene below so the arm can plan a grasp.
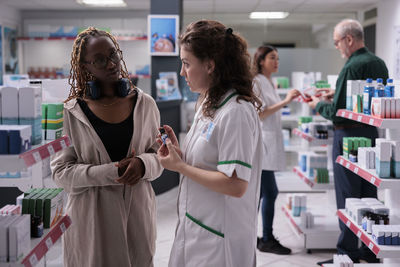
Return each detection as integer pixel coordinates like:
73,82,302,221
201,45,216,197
363,78,374,115
374,78,384,97
385,78,394,97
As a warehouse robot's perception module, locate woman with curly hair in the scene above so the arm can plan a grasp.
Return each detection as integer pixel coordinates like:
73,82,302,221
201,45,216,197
157,20,263,267
51,27,162,267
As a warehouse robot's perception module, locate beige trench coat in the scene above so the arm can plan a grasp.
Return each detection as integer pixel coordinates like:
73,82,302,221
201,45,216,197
51,89,163,267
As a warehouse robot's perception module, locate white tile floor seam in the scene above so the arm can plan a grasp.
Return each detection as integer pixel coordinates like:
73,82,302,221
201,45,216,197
154,187,337,267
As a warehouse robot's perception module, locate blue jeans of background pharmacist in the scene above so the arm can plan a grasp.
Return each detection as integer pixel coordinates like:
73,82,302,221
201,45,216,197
333,127,378,261
260,170,279,241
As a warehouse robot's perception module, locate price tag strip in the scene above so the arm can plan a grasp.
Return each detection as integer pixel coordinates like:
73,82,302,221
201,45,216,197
21,215,72,267
19,136,71,167
281,206,303,235
337,210,380,256
336,156,382,188
336,109,386,127
293,167,315,188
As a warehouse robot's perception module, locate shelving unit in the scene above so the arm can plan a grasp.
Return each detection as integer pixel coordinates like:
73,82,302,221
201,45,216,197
293,166,334,190
337,210,400,258
0,136,72,266
336,110,400,263
292,128,332,146
281,204,340,249
336,156,400,190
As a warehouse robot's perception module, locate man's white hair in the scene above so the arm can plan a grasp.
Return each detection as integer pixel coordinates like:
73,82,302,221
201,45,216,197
335,19,364,41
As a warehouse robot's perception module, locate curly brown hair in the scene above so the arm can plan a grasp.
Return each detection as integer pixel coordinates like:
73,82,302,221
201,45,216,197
180,20,261,118
65,27,133,102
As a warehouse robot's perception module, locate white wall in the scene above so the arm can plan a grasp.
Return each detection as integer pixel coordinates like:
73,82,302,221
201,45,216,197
235,25,317,48
0,4,21,28
376,0,400,78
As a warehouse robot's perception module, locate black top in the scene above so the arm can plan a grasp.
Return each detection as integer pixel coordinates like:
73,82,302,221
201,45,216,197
77,97,135,162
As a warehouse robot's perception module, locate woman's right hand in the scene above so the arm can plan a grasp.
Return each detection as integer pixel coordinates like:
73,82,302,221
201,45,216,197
156,125,182,158
284,89,300,103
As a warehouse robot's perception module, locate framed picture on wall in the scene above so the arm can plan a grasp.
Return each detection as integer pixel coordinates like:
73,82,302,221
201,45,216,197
148,15,179,56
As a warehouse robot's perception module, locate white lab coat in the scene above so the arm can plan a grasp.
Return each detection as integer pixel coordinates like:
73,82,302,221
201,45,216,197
253,74,286,171
169,90,263,267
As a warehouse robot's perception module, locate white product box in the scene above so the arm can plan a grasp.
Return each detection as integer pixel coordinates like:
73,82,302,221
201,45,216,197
369,149,376,169
0,125,32,154
396,99,400,118
358,147,369,168
389,140,400,161
390,98,396,118
8,215,30,262
0,87,18,124
385,98,391,119
375,141,392,161
18,86,42,118
0,216,20,262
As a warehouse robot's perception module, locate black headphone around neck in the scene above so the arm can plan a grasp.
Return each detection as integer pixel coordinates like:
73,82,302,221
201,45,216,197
86,78,130,100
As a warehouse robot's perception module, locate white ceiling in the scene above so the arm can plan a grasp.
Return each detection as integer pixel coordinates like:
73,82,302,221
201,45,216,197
0,0,381,27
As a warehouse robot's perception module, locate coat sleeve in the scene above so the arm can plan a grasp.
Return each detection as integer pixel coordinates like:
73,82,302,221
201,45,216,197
135,96,164,181
216,105,256,182
50,109,120,194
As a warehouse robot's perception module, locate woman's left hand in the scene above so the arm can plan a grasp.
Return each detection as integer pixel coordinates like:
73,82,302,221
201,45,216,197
157,138,185,172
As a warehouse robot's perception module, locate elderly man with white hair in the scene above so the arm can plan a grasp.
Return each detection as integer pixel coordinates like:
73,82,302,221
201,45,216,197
308,19,388,266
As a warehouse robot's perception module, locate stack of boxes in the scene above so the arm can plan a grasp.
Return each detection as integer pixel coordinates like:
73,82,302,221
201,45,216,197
287,194,307,217
0,214,31,263
298,152,329,183
333,254,353,267
353,138,400,178
342,137,371,160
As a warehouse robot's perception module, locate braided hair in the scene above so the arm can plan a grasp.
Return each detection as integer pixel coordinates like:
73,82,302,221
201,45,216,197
66,27,133,102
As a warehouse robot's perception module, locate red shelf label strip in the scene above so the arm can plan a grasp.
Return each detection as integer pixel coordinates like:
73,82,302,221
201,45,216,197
281,206,303,235
337,210,380,256
19,136,71,167
338,110,383,127
293,167,315,188
336,156,382,187
21,215,72,267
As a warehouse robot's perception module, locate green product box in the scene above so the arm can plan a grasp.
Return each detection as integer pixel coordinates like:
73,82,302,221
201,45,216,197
28,189,51,216
42,103,63,140
44,189,64,228
22,190,42,215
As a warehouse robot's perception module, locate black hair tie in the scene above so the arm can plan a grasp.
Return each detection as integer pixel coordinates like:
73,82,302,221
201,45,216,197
226,28,233,35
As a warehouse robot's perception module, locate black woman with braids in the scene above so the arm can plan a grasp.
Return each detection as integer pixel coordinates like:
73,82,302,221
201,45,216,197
51,27,163,267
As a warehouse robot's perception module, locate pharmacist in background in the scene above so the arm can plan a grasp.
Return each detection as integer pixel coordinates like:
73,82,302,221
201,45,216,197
51,27,162,267
308,19,388,266
252,45,299,255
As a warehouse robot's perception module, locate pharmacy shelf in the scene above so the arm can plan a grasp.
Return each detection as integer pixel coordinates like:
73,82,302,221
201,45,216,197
0,215,71,267
21,215,71,267
17,36,147,41
282,115,326,122
285,145,327,153
337,209,400,258
336,109,400,129
293,166,334,190
336,156,400,190
281,205,340,249
292,128,332,146
0,136,71,172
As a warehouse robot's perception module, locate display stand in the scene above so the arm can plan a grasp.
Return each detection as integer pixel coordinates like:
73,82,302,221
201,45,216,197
336,109,400,263
284,109,339,250
0,136,72,266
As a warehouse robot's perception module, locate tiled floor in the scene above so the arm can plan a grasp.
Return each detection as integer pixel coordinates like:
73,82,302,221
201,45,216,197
154,187,337,267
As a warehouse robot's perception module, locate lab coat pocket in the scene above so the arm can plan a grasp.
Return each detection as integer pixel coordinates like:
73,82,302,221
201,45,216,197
184,212,225,267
